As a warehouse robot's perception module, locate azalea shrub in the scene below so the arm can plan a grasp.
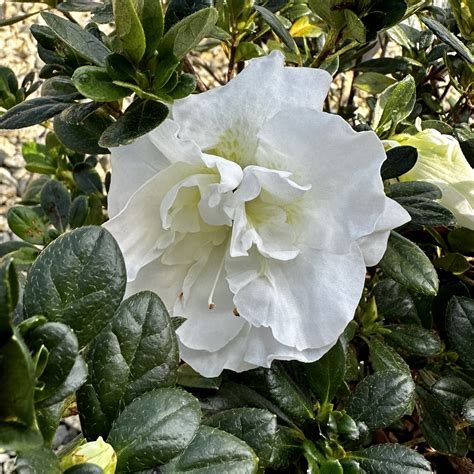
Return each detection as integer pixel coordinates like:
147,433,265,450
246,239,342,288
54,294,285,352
0,0,473,472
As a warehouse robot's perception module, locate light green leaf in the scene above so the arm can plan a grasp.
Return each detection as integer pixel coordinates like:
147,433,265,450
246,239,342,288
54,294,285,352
72,66,130,101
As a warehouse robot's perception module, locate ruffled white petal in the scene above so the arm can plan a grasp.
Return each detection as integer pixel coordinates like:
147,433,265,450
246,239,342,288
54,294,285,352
171,51,332,155
356,197,411,266
226,244,366,351
108,135,170,218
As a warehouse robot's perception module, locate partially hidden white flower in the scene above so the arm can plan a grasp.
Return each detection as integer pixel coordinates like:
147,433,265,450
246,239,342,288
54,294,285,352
105,51,410,377
387,128,474,230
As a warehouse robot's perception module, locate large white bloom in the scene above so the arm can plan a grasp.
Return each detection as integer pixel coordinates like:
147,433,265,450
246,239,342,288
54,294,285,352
388,129,474,230
105,52,410,377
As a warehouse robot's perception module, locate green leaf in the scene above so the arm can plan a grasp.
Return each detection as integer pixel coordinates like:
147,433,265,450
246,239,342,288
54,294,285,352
304,340,345,404
7,206,47,245
137,0,164,58
22,142,57,174
0,423,42,452
394,197,456,227
69,196,90,229
0,258,19,320
23,227,126,347
347,369,415,429
354,57,411,74
373,278,418,322
0,97,73,129
379,231,439,296
387,181,441,200
448,228,474,254
73,166,103,195
25,322,78,403
78,291,179,439
64,464,105,474
15,446,61,474
320,459,343,474
36,401,64,446
41,12,111,67
386,325,441,356
164,0,212,30
432,375,474,414
434,253,470,275
381,146,418,180
54,110,112,155
416,386,461,456
107,388,201,471
353,72,396,94
240,363,315,424
159,8,218,59
99,99,168,147
368,337,411,375
168,73,196,99
446,296,474,368
350,443,431,473
37,355,87,408
177,363,222,389
112,0,147,64
421,16,474,64
161,425,258,473
72,66,130,102
41,180,71,232
344,10,366,43
204,408,277,468
0,328,37,428
254,5,298,54
374,75,416,135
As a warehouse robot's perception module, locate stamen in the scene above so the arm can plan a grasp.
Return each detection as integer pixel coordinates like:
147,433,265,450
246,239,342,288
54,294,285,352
207,251,226,310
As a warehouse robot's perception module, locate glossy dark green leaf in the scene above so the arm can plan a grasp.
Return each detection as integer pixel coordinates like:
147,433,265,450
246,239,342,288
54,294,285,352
254,5,298,53
387,181,441,200
72,66,130,102
40,180,71,232
432,375,474,414
350,443,431,473
159,7,218,59
165,0,212,30
22,142,57,174
26,322,78,403
416,386,461,456
99,99,168,147
434,253,470,275
160,425,258,473
354,57,410,73
107,388,201,471
112,0,146,64
0,97,72,129
0,258,19,320
347,370,415,429
15,446,61,474
368,337,410,375
177,363,222,389
446,296,474,368
168,73,196,99
373,278,418,322
240,363,315,424
304,340,345,404
23,227,126,347
54,110,112,155
41,12,111,67
379,232,439,296
78,291,179,439
394,196,456,227
41,76,79,98
69,196,90,229
421,16,473,64
7,206,46,245
73,166,103,195
205,408,277,468
386,325,441,356
381,146,417,180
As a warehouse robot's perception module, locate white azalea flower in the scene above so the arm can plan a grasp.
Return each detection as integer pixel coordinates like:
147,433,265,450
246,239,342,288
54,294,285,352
105,51,410,377
388,128,474,230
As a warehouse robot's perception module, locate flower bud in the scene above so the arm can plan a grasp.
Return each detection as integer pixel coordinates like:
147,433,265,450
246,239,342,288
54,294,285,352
388,128,474,230
60,437,117,474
